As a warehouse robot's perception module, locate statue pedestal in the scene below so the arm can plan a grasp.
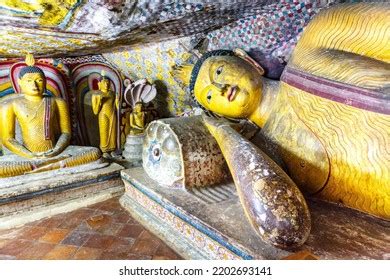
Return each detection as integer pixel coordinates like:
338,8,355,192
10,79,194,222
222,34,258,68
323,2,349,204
120,167,390,260
0,163,124,229
122,133,144,167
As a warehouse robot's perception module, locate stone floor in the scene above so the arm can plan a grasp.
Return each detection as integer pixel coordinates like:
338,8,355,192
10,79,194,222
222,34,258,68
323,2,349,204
0,197,182,260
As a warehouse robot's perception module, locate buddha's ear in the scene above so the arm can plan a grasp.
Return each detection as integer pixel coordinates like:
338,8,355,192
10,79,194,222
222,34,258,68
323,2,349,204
233,48,265,76
171,63,194,87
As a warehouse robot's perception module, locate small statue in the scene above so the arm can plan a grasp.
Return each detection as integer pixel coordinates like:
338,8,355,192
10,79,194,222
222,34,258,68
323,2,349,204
0,54,101,178
121,79,157,165
124,78,157,135
173,3,390,246
129,102,145,135
91,71,119,158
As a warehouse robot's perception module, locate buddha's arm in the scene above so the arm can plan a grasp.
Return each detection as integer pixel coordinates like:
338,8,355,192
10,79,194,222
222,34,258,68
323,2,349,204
115,94,119,110
138,113,145,128
46,99,71,157
129,113,135,128
92,93,102,115
292,49,390,91
130,113,144,129
290,5,389,91
1,103,35,158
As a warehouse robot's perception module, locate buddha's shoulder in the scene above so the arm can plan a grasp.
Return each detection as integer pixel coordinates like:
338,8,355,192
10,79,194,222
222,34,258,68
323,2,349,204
0,94,24,107
45,96,67,104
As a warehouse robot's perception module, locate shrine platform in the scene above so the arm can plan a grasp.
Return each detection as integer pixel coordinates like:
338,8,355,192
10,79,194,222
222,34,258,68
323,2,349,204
120,167,390,260
0,163,124,229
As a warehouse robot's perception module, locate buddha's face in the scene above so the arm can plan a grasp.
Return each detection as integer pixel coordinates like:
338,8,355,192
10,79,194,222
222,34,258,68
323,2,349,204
18,73,45,97
194,55,262,118
134,103,143,113
98,78,110,93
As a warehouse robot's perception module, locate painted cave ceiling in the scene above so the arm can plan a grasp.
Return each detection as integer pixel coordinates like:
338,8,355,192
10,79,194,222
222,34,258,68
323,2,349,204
0,0,286,58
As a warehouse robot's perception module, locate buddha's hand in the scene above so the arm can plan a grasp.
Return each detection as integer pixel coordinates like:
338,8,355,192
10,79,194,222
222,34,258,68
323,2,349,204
31,149,57,158
42,148,62,158
32,151,48,158
46,133,70,158
92,93,103,115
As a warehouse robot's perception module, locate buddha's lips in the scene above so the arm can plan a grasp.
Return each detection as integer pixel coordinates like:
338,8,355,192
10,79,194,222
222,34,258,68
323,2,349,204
227,86,238,102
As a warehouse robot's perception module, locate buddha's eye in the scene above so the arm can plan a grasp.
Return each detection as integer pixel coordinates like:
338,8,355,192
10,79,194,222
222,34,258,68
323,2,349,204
206,90,212,103
216,66,223,76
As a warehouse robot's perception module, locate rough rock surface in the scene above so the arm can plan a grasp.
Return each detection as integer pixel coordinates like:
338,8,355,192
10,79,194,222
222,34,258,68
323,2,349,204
0,0,277,57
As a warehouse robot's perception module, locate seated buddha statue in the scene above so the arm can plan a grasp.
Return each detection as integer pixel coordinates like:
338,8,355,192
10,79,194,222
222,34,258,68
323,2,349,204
123,78,157,136
91,73,118,158
173,3,389,221
129,102,145,135
0,54,102,178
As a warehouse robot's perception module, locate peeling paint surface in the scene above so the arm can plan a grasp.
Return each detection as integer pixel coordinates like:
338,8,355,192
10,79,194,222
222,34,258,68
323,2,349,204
142,116,229,189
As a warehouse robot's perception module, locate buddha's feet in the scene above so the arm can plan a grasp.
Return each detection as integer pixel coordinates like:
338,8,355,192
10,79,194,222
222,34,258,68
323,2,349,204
0,146,102,178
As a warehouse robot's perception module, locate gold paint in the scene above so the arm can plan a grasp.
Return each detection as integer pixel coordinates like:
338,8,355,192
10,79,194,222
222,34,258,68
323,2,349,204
287,3,390,218
171,64,194,87
0,27,99,57
262,87,330,193
194,55,263,119
91,78,117,154
286,82,390,218
2,73,70,156
25,53,35,66
0,55,101,177
3,0,78,26
291,3,390,90
176,3,390,219
104,38,193,116
167,49,176,58
129,103,145,135
180,52,192,61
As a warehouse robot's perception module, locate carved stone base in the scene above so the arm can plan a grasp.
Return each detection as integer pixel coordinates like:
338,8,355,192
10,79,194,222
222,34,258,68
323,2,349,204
0,163,124,229
120,167,390,260
122,133,144,167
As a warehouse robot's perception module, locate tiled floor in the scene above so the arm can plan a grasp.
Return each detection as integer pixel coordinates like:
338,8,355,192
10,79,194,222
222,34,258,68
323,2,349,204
0,197,182,260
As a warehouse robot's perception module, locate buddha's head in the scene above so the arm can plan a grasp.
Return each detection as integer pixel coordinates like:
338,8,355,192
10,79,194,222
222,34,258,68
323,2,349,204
134,102,143,113
18,54,46,97
98,77,110,93
173,49,264,119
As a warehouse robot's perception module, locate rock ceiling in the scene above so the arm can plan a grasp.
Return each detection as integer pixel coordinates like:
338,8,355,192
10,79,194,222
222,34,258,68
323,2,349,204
0,0,277,58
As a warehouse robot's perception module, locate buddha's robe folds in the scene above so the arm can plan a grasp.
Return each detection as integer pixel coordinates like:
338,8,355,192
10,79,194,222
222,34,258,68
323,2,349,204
0,94,102,178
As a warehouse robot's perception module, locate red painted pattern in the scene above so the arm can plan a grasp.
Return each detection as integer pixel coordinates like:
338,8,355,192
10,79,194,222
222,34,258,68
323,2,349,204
281,67,389,115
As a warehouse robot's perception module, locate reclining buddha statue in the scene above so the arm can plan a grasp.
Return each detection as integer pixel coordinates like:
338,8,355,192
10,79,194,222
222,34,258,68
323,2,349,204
173,2,389,246
0,54,102,178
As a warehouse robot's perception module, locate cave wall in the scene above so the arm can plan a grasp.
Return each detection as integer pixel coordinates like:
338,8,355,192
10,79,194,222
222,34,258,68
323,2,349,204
0,0,289,57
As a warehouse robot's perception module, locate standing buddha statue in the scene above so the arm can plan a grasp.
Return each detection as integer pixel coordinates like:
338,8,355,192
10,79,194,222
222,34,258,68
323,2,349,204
91,71,118,158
